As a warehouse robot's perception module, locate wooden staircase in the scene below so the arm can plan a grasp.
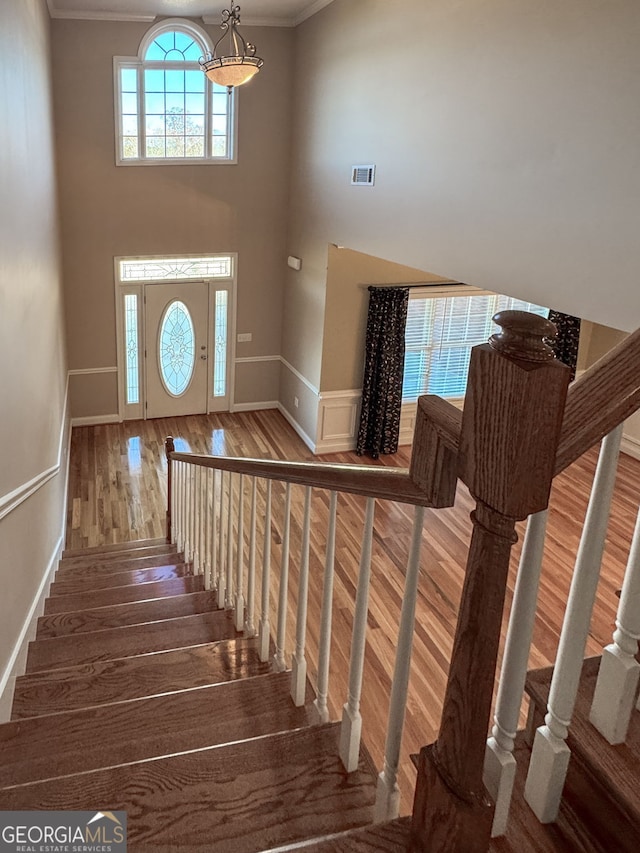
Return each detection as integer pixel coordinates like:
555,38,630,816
0,539,380,852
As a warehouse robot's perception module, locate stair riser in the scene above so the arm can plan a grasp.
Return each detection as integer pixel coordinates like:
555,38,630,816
11,638,271,718
26,611,239,672
37,590,219,638
49,564,190,596
44,575,204,614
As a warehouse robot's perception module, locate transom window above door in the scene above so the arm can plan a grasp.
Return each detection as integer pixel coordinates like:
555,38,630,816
114,19,235,165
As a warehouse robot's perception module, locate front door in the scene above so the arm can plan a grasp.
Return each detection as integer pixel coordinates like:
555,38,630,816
145,281,209,419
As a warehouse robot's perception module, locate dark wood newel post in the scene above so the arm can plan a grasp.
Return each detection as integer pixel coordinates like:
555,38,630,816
165,436,175,544
411,311,571,851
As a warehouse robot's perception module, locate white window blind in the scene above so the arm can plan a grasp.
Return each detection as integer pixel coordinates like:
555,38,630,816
402,290,548,401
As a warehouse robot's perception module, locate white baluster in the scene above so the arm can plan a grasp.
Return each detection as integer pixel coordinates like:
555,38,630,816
245,477,258,637
340,497,375,772
590,503,640,743
170,455,177,546
217,470,227,609
226,472,234,609
175,462,184,553
314,491,338,724
194,466,202,574
258,480,272,663
274,482,291,672
375,505,425,820
203,467,211,590
484,509,549,836
186,464,194,563
235,474,245,631
525,425,623,822
210,468,218,592
291,487,312,706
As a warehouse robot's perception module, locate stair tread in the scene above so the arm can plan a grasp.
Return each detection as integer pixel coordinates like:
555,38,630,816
285,817,412,851
56,550,183,578
49,563,190,596
12,636,270,718
37,590,219,638
26,610,239,673
62,537,168,558
0,671,315,787
526,656,640,828
44,574,204,614
0,723,377,853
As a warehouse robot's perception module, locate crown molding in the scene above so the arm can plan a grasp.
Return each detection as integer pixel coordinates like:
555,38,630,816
48,9,156,21
294,0,335,26
203,13,295,27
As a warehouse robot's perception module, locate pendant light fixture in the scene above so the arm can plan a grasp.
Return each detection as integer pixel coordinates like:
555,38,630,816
199,6,264,90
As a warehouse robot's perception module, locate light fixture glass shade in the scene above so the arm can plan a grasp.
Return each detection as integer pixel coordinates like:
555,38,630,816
200,6,263,89
202,57,262,88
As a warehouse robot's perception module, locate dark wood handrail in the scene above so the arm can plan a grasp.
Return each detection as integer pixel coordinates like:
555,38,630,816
169,451,435,506
555,326,640,473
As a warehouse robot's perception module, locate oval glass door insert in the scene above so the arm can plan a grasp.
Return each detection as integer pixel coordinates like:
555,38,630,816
158,300,196,396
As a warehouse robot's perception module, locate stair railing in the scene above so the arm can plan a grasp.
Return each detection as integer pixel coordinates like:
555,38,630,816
164,313,640,851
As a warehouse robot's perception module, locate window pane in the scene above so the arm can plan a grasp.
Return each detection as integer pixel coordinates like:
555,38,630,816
121,93,138,114
165,113,184,136
146,136,166,157
145,92,165,113
144,41,166,60
186,114,204,135
185,137,205,158
120,67,137,92
120,256,233,281
122,115,138,136
166,137,185,157
145,114,164,136
402,291,547,401
145,69,164,92
211,92,228,115
185,93,205,114
124,294,139,404
211,115,227,135
159,300,195,396
165,93,184,113
122,137,138,159
212,136,227,157
214,291,228,397
185,70,205,93
165,70,185,92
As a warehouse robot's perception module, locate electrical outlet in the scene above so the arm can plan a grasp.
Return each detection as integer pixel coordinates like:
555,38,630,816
294,396,299,408
237,333,252,342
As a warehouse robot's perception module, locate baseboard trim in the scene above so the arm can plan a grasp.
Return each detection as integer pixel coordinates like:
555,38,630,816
71,414,121,427
621,433,640,461
0,534,63,722
277,403,316,453
232,401,279,413
314,438,357,455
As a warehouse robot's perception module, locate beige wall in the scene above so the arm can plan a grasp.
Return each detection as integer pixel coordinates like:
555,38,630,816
52,19,293,418
285,0,640,377
321,246,453,392
0,0,69,708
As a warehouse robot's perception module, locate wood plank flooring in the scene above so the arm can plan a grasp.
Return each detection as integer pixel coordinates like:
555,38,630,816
65,409,640,815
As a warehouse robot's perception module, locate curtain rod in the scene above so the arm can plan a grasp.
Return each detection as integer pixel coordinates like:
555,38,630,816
358,281,465,290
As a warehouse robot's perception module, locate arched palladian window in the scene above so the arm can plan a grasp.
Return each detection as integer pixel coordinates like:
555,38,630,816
114,19,235,164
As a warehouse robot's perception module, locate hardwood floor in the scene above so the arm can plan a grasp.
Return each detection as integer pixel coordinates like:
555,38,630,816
65,409,640,814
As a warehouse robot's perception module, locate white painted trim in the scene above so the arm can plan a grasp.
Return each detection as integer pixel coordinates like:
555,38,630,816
277,403,316,453
314,438,357,455
204,14,295,27
0,379,69,521
235,355,281,364
232,401,279,413
0,534,63,721
68,366,118,375
622,434,640,461
49,8,155,21
71,414,121,427
318,389,361,400
294,0,336,26
280,357,320,396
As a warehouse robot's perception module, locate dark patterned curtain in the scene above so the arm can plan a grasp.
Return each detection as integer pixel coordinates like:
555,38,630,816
356,286,410,458
548,309,581,380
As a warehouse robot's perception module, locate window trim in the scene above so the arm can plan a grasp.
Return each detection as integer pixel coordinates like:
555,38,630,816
113,18,238,167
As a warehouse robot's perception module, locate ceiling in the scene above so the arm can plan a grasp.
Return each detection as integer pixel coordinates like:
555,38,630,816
46,0,334,27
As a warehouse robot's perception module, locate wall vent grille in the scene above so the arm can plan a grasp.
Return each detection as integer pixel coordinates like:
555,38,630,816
351,164,376,186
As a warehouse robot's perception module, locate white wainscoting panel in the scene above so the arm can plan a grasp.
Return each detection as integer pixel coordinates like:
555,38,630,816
315,391,362,454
